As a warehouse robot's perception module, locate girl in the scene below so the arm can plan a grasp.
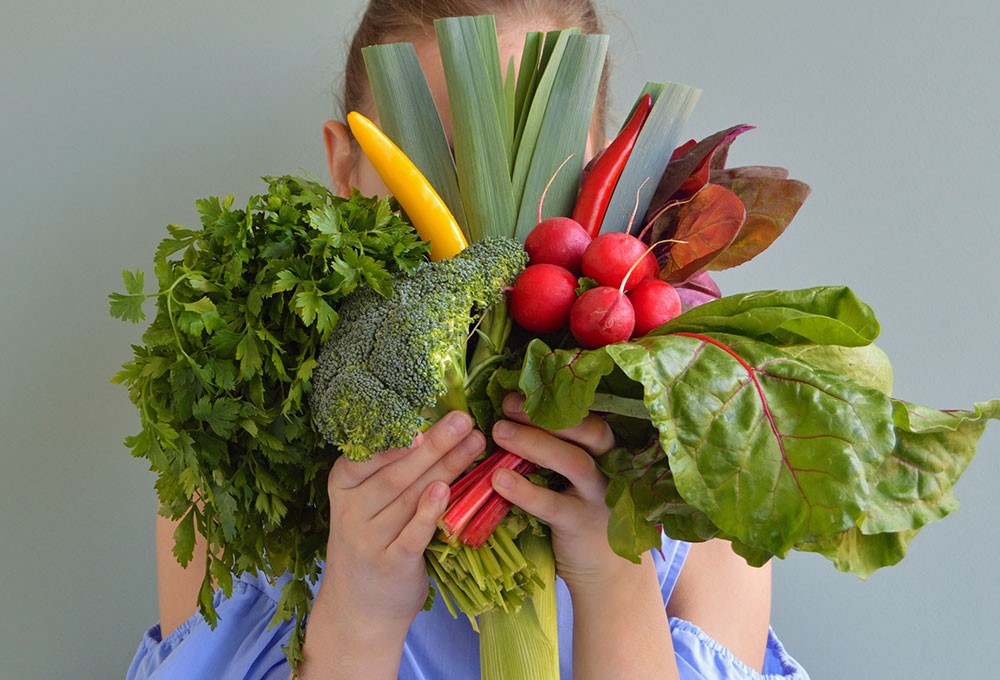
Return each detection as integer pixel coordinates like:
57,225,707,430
131,2,809,678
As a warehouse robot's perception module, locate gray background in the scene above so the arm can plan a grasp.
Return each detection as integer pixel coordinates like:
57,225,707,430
2,1,997,678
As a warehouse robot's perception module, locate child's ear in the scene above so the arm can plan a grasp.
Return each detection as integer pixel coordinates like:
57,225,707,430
323,119,354,196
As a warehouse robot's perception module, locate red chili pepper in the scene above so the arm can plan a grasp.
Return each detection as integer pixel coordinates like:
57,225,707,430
572,93,653,237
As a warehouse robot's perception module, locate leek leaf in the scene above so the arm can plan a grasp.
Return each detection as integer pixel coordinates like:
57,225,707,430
602,82,701,235
362,43,469,233
509,29,577,214
436,16,516,239
514,33,608,240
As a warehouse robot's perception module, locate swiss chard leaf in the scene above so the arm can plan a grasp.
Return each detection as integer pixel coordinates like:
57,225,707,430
606,473,663,563
517,338,616,430
862,399,1000,535
654,286,881,347
797,526,919,578
780,343,894,395
515,287,914,563
603,334,896,557
800,398,1000,579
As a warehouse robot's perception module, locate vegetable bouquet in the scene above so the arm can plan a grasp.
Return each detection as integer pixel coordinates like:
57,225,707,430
111,14,998,679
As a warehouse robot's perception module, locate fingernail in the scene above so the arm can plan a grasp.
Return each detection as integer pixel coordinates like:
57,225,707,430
503,393,525,413
493,420,514,440
445,411,472,434
465,431,486,455
429,481,449,502
493,469,514,490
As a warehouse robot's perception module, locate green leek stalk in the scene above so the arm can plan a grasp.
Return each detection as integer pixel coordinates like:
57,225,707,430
478,531,559,680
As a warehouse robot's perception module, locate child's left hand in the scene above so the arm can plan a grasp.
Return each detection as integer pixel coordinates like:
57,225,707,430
489,392,631,593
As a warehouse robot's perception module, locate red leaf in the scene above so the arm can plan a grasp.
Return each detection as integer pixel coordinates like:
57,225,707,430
651,184,746,283
644,125,754,227
712,165,790,182
707,174,811,271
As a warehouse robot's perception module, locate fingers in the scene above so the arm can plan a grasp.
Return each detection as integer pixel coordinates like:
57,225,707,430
371,429,483,531
390,480,450,557
331,411,484,520
492,418,607,504
501,393,616,457
491,467,570,527
332,411,474,490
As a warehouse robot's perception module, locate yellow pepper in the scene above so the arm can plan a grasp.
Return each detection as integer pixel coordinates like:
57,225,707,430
347,111,468,261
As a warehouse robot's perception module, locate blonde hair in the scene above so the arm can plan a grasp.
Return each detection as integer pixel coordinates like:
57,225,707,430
341,0,611,143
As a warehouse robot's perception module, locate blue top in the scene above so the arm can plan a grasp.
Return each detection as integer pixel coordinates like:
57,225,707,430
127,537,809,679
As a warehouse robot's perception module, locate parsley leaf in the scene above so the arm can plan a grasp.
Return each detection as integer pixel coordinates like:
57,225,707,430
110,175,429,663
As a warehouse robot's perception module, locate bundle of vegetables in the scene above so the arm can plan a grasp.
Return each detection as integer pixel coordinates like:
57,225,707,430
110,14,999,679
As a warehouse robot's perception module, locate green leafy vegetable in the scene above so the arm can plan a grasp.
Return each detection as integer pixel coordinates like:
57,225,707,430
507,287,998,577
109,175,429,664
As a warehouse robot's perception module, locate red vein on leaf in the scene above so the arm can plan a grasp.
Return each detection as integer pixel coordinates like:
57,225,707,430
673,332,808,501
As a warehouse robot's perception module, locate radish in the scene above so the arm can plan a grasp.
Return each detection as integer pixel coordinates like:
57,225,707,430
524,217,592,275
580,232,658,291
509,263,579,333
627,279,682,337
569,286,635,349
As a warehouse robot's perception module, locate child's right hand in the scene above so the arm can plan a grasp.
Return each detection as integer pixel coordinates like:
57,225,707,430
302,411,483,673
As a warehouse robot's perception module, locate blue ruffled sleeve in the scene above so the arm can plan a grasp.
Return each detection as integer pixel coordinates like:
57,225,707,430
663,542,809,680
126,572,295,680
671,618,809,679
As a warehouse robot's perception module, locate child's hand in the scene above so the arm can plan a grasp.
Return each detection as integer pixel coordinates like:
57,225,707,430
316,411,484,637
489,393,629,594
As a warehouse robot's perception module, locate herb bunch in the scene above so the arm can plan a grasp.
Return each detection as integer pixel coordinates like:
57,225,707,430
110,175,429,661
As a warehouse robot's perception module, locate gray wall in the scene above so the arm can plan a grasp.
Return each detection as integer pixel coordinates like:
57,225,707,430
2,1,996,678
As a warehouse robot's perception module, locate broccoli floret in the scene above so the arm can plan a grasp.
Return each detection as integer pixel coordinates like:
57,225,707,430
310,236,527,460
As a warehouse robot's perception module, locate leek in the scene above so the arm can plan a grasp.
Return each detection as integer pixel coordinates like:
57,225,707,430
479,531,559,679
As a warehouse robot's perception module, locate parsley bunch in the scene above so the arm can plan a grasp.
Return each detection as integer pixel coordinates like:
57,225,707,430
110,175,429,662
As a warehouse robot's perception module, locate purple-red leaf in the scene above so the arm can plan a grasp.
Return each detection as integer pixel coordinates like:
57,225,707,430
711,165,790,182
707,174,811,271
644,124,754,226
649,184,746,283
673,270,722,310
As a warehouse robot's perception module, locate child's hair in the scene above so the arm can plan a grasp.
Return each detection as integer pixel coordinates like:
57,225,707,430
341,0,611,142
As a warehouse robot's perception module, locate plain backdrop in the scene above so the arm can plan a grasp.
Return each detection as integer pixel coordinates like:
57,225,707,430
2,1,997,678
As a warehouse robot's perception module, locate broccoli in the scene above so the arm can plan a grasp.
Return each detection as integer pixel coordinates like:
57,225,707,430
310,236,528,460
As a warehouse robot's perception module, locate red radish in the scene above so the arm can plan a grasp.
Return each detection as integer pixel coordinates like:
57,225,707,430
509,264,579,333
569,286,635,349
627,279,682,336
580,232,658,291
524,217,592,275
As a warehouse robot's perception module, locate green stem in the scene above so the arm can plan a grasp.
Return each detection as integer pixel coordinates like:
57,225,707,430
467,303,512,385
164,272,197,365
